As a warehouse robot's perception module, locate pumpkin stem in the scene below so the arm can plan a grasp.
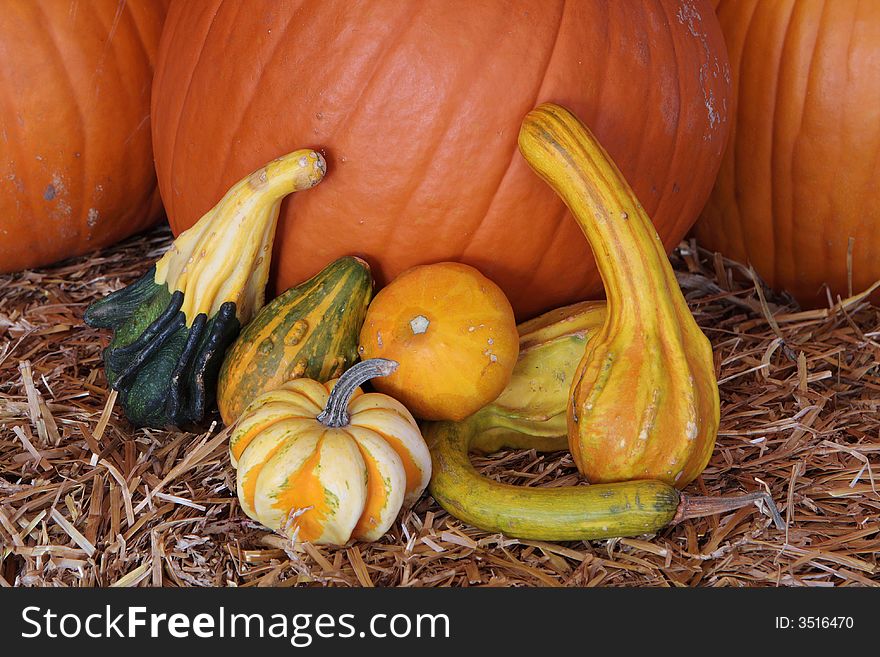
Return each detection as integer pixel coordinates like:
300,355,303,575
317,358,398,428
674,491,785,530
410,315,430,335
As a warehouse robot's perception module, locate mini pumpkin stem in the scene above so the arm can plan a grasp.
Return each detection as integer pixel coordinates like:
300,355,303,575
317,358,398,428
409,315,430,335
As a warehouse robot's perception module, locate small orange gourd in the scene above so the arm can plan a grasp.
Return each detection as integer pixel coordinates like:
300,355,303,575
358,262,519,421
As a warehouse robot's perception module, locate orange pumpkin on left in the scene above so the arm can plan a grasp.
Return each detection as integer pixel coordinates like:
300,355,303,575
359,262,519,421
0,0,167,273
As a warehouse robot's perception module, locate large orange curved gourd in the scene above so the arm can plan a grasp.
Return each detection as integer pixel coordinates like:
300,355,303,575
152,0,730,320
696,0,880,306
0,0,168,273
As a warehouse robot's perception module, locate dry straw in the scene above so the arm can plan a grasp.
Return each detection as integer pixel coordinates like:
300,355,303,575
1,227,878,587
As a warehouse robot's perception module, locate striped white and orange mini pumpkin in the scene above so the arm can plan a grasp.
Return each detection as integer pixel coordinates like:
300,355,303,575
229,359,431,545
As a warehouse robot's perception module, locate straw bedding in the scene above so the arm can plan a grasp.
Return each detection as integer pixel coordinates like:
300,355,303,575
1,225,878,587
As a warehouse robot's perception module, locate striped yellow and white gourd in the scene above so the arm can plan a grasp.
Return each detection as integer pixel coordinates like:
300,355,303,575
230,359,431,545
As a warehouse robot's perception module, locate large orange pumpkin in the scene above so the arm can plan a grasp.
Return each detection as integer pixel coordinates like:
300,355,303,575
0,0,167,274
696,0,880,306
152,0,731,320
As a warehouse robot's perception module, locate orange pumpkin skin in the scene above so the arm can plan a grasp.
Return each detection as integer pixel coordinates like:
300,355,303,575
0,0,167,273
152,0,731,321
696,0,880,306
359,263,519,422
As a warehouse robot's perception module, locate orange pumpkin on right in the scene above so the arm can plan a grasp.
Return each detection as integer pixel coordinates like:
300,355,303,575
695,0,880,306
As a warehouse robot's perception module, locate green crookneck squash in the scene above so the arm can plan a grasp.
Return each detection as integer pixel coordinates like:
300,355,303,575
426,302,783,541
518,103,720,488
84,149,326,428
217,256,374,426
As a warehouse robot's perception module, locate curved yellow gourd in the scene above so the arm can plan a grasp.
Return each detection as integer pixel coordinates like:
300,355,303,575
155,149,326,326
427,300,783,541
230,359,432,545
83,148,327,428
518,104,719,488
427,301,683,542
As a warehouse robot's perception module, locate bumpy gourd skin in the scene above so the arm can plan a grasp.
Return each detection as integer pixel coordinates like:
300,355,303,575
84,268,238,427
518,104,719,488
84,150,326,428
